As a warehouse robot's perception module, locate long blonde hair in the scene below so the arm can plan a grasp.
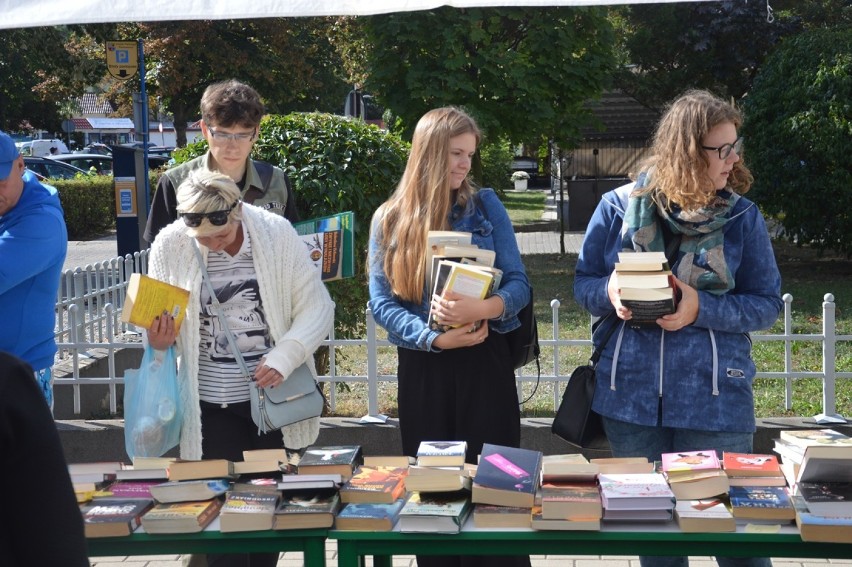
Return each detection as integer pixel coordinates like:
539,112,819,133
638,89,753,211
375,107,481,302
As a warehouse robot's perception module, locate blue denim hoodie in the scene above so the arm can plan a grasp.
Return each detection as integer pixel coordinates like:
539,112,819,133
369,188,530,351
574,183,782,433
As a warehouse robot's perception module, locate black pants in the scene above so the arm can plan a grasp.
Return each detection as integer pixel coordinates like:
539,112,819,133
398,331,530,567
200,400,284,567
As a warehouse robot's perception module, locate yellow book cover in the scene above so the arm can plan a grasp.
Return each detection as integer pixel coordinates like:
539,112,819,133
121,273,190,332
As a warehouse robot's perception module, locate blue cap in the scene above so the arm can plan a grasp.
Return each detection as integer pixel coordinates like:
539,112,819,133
0,131,21,180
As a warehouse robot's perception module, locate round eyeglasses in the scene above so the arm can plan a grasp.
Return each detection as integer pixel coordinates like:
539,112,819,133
208,127,257,143
178,201,240,228
702,137,743,160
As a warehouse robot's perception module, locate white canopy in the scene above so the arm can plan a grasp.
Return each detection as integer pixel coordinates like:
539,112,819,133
1,0,715,29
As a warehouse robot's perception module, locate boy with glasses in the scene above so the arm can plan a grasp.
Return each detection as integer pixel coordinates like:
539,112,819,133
144,79,299,244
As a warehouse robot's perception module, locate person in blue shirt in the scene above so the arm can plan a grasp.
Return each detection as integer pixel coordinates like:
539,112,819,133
0,131,68,410
575,90,782,567
369,107,530,567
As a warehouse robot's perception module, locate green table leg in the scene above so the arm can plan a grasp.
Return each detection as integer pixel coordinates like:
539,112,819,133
303,535,327,567
373,555,392,567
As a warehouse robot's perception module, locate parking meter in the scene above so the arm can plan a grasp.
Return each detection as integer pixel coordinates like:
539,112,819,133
112,145,150,256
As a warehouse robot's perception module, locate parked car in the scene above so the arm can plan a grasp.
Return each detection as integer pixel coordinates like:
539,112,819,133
23,156,91,180
16,138,70,157
82,143,112,155
49,153,113,175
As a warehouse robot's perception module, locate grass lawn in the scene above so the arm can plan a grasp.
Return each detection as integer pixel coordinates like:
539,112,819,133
325,191,852,420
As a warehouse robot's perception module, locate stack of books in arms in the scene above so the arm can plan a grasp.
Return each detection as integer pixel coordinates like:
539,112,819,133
660,449,730,500
598,472,676,522
425,230,501,332
533,454,602,531
614,251,678,327
775,429,852,542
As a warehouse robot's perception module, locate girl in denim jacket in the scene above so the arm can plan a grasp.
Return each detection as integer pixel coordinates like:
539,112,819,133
369,107,530,567
575,90,782,567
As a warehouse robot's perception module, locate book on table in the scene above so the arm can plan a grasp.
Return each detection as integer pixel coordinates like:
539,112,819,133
472,504,532,528
661,449,722,477
232,459,284,476
68,461,123,485
602,507,674,521
792,493,852,543
597,473,676,511
415,440,467,467
779,428,852,451
615,251,678,326
113,466,170,481
218,487,279,533
277,473,343,492
242,448,287,462
665,469,731,501
293,211,355,281
149,478,231,504
471,443,542,509
397,491,472,534
363,455,416,468
334,499,405,531
722,452,786,487
797,481,852,517
674,498,736,533
297,445,363,480
273,488,342,530
140,498,224,534
167,459,235,482
404,465,473,493
539,481,602,520
540,453,599,483
80,498,154,538
94,480,162,500
531,506,600,531
728,485,795,522
795,443,852,484
590,457,653,475
339,465,408,504
121,273,190,331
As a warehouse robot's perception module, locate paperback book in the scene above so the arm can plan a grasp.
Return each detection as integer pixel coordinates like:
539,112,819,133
415,440,467,467
404,465,472,493
218,489,279,533
531,506,600,531
398,491,472,534
793,494,852,543
722,452,786,487
297,445,363,480
540,453,599,483
293,211,355,281
797,481,852,517
149,478,231,503
121,273,190,332
472,504,531,528
539,481,602,520
334,500,405,531
339,465,408,504
615,251,678,326
278,473,343,492
728,485,795,522
167,459,235,482
140,498,224,534
597,473,676,511
471,443,542,509
273,488,342,530
425,230,472,291
674,499,736,533
80,498,154,538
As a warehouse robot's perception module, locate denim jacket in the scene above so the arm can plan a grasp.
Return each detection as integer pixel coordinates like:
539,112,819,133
574,183,783,433
369,188,530,352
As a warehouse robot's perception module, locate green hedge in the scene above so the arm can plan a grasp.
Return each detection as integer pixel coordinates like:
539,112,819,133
51,176,116,239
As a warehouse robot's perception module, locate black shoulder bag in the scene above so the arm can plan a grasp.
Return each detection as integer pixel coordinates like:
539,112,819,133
551,314,619,448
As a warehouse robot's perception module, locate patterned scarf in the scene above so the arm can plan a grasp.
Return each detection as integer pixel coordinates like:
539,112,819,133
622,171,740,294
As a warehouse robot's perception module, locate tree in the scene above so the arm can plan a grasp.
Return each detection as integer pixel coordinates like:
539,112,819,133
0,26,104,132
613,1,799,109
354,7,616,148
743,28,852,254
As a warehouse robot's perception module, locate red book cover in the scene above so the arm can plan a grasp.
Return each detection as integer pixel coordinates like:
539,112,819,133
722,452,783,478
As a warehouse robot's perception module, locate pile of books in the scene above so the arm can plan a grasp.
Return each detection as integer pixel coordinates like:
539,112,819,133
534,454,602,531
425,230,501,331
598,472,676,522
614,251,678,327
773,428,852,542
660,449,729,501
471,443,542,530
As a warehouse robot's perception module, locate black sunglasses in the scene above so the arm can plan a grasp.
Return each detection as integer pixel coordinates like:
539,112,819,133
178,201,239,228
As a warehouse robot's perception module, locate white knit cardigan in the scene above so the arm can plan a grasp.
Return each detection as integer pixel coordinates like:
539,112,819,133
148,204,335,459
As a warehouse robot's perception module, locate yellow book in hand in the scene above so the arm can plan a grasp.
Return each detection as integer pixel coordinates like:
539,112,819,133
121,273,190,332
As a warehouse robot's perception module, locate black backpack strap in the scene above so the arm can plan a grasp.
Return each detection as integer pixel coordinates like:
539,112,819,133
255,160,274,190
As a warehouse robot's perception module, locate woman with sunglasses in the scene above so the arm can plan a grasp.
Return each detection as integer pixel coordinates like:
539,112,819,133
574,90,782,567
145,169,333,567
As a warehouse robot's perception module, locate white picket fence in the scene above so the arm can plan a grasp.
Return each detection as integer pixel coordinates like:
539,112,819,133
54,250,852,418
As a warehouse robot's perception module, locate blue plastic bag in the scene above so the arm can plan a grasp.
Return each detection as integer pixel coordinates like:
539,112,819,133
123,345,182,460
